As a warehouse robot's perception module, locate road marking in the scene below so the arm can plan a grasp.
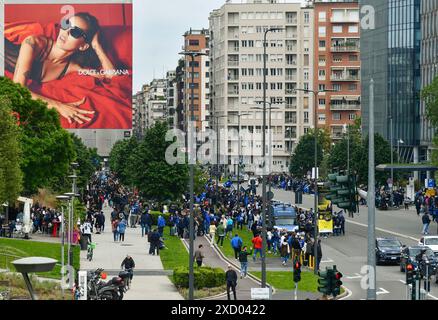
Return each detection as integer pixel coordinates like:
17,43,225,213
321,258,334,263
338,286,353,300
428,293,438,300
346,273,362,279
376,288,389,295
345,219,420,242
399,280,406,284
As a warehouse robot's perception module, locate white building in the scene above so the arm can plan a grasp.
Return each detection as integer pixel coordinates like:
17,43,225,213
209,0,314,175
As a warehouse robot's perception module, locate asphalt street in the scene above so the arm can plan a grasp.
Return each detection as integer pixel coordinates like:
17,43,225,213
253,185,438,300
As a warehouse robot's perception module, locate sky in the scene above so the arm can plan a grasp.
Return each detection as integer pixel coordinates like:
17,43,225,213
134,0,307,93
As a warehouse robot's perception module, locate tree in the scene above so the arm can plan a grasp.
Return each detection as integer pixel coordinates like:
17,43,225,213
422,76,438,178
0,98,23,203
0,77,75,195
289,129,331,178
109,137,139,187
132,122,189,202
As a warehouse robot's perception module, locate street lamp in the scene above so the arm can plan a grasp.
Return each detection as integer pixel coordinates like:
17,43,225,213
260,27,283,288
234,112,251,205
179,49,208,301
213,113,228,188
294,87,335,275
56,194,70,298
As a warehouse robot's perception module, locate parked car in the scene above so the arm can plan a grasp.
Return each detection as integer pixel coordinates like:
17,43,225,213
419,236,438,256
375,238,404,265
400,246,437,272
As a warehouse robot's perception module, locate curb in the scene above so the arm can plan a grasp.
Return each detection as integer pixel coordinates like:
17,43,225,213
337,285,352,300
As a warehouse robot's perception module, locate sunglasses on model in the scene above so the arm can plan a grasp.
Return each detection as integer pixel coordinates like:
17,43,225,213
60,19,88,41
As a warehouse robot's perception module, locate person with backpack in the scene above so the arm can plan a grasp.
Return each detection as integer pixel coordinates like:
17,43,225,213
231,234,243,259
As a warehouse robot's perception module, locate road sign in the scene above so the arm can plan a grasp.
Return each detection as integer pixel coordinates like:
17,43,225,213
251,288,271,300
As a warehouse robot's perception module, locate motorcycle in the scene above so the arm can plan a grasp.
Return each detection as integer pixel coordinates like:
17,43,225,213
118,269,132,293
87,268,125,300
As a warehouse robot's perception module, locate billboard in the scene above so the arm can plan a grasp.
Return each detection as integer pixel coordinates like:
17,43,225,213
3,1,132,129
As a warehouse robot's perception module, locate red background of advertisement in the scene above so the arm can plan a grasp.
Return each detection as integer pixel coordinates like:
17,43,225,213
5,3,133,130
5,3,132,27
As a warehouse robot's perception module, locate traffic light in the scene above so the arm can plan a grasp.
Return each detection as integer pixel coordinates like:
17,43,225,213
406,263,415,285
293,261,302,283
326,173,358,214
317,268,332,295
331,266,343,297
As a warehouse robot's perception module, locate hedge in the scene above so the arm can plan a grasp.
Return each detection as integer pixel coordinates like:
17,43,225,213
149,211,171,226
173,266,225,289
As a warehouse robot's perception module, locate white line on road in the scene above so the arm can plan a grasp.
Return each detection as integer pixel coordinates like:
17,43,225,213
321,258,334,263
399,280,406,284
346,273,362,280
376,288,390,295
428,294,438,300
345,219,420,242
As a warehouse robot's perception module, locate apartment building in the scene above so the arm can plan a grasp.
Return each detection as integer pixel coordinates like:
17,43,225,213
183,29,211,133
209,0,314,175
313,0,361,140
132,84,150,139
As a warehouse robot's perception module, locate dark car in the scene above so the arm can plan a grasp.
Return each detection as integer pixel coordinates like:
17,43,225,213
375,238,404,265
400,246,438,273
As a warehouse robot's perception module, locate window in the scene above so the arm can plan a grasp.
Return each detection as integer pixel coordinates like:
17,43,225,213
242,40,248,47
206,72,209,78
318,69,326,79
189,61,199,67
319,99,326,106
318,113,326,122
242,83,248,90
318,84,326,91
349,113,356,121
332,113,341,121
189,39,199,46
248,83,254,90
318,11,326,22
348,83,358,91
304,112,309,124
248,69,254,76
248,40,254,47
333,56,342,63
304,70,309,80
348,25,359,33
242,69,248,76
349,55,358,62
319,40,326,48
318,26,326,37
333,84,342,91
206,61,210,67
256,83,262,90
319,56,326,66
333,25,343,33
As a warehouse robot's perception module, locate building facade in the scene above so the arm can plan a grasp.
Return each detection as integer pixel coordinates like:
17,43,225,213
420,0,438,157
209,0,314,174
361,0,424,163
183,29,211,133
313,0,361,139
132,84,150,139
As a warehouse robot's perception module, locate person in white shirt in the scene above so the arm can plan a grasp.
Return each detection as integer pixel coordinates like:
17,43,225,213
81,220,93,243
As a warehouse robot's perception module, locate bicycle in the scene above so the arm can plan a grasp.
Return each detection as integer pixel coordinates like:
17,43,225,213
87,242,96,261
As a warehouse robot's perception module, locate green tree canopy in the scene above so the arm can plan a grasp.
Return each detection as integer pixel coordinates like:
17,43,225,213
0,77,75,195
0,98,23,203
289,129,331,178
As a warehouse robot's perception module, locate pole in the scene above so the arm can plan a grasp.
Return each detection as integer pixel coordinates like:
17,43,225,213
238,113,241,206
216,114,220,189
261,29,268,288
189,54,195,300
61,205,65,299
313,90,319,275
390,116,394,207
367,79,377,300
347,125,350,175
268,105,272,195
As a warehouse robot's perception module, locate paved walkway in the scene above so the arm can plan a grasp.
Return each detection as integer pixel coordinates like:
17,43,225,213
79,204,182,300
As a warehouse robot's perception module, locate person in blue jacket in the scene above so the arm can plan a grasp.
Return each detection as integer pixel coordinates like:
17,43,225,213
231,234,243,259
157,215,166,238
117,219,127,242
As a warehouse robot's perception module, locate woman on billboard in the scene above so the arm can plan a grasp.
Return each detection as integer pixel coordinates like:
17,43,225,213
5,13,115,125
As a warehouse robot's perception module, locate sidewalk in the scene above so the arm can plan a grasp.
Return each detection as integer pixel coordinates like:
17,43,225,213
80,205,183,300
182,234,319,300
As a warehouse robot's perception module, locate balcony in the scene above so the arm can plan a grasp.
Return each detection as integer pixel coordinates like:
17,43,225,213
285,104,297,109
285,89,296,95
227,75,239,81
228,89,239,95
332,132,344,140
286,33,297,39
330,73,360,81
330,103,361,111
286,45,297,52
286,60,297,66
286,75,297,81
228,61,239,67
286,18,298,24
331,44,360,52
228,47,239,53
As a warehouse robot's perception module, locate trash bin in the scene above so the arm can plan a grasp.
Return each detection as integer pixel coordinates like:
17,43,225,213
80,235,88,251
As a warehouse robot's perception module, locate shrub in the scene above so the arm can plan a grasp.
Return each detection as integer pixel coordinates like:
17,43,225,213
173,266,225,289
149,211,171,226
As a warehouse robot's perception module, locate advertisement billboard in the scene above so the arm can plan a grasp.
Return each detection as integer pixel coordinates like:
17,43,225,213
4,1,132,130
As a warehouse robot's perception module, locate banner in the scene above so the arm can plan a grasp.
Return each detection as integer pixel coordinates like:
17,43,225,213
4,2,132,129
318,219,333,234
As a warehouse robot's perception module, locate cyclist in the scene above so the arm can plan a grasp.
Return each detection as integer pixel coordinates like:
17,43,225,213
121,255,135,282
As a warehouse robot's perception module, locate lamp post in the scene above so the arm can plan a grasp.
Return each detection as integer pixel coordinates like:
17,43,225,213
179,49,208,301
390,116,394,207
56,195,70,298
214,113,228,189
260,27,283,288
235,112,250,205
343,124,350,174
295,87,335,274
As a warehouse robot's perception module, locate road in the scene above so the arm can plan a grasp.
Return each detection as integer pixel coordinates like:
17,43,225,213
254,185,438,300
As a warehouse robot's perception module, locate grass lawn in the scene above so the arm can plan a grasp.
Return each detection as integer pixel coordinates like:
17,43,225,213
252,271,319,292
215,227,276,259
0,238,80,280
160,233,189,270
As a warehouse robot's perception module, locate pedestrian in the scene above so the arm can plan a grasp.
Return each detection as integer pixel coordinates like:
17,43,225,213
112,219,119,242
217,223,225,247
316,239,323,271
209,222,217,247
118,218,127,242
338,212,345,236
291,233,302,263
194,244,205,267
140,211,150,237
121,254,135,281
280,236,290,266
149,228,161,255
238,246,252,279
157,215,166,238
226,216,234,238
225,265,238,300
81,220,92,244
231,234,243,260
251,234,263,262
422,212,431,235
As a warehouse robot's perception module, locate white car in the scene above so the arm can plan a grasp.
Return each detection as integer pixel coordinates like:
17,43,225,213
419,236,438,255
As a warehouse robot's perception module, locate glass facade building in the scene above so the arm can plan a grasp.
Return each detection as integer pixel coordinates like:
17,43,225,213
361,0,425,163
